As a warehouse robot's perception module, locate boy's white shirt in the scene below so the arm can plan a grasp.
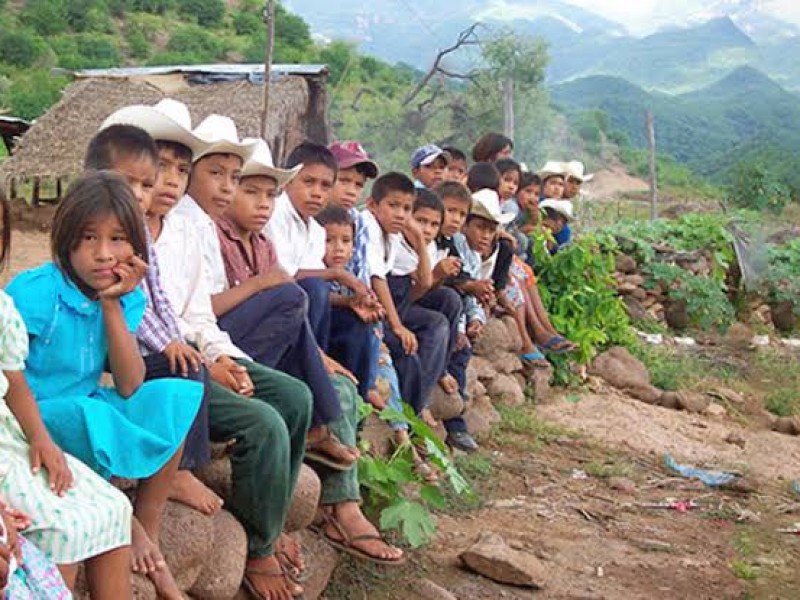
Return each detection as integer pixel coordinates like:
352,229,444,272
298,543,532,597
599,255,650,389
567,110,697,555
360,209,400,279
264,192,326,277
153,210,249,363
480,244,500,281
428,240,447,267
391,235,419,277
173,194,229,293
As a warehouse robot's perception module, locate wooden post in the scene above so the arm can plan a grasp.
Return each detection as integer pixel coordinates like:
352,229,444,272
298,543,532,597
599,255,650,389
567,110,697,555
502,77,514,140
259,0,276,139
645,110,658,220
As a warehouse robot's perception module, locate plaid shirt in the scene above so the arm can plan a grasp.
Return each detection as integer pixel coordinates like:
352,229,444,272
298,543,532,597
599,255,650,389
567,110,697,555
216,216,278,287
331,208,370,296
137,228,183,355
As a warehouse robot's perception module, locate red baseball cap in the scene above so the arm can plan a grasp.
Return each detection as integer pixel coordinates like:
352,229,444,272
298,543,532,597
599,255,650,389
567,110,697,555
328,141,379,179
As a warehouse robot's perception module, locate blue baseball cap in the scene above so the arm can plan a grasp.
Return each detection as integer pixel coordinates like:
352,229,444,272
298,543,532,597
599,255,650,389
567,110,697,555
410,144,451,169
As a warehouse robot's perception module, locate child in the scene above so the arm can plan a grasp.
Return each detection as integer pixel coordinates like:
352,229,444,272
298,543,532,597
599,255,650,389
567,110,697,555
6,172,203,599
138,112,313,598
540,199,575,254
0,187,132,598
516,171,541,238
471,132,513,163
328,141,378,212
441,146,468,185
496,158,522,217
88,113,221,516
538,161,574,250
410,144,450,190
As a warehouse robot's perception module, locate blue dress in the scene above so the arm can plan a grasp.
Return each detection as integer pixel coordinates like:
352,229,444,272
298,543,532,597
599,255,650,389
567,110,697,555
5,263,202,480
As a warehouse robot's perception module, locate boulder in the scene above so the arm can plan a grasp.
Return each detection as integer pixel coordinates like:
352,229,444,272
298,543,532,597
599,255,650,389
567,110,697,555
460,532,547,588
617,282,637,295
284,465,322,532
615,254,637,274
493,352,523,375
487,374,525,406
359,412,395,458
412,579,458,600
659,391,681,410
664,299,690,330
589,346,651,392
501,315,524,354
429,385,466,421
470,356,498,381
189,510,248,600
627,384,663,405
526,365,553,404
159,501,214,579
624,274,646,286
631,287,648,301
462,395,501,439
292,530,340,600
472,318,513,360
197,458,232,501
622,296,650,322
676,390,710,414
466,377,486,401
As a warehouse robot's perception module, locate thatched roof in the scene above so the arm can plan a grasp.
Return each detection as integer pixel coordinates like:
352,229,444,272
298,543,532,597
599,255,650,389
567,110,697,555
1,73,327,182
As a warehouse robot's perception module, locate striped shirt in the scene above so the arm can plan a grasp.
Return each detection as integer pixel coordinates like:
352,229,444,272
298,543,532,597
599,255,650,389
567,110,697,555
137,227,183,355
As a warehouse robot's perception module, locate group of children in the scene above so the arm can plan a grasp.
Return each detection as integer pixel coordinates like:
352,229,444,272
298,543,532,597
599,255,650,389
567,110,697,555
0,111,591,600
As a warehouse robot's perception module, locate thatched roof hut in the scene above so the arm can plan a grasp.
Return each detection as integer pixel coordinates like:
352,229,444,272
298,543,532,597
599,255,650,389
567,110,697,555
1,64,328,202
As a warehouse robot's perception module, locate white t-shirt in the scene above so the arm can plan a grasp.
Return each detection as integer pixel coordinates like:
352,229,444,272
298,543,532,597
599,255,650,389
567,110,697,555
172,194,228,294
392,236,419,277
265,192,326,276
361,209,400,279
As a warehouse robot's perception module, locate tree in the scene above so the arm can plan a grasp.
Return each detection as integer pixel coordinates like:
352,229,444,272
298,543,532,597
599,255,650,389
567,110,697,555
20,0,70,36
176,0,225,27
8,69,69,120
0,30,46,68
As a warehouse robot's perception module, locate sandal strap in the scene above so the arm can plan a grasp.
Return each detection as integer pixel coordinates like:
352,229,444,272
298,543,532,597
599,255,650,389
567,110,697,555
245,567,287,578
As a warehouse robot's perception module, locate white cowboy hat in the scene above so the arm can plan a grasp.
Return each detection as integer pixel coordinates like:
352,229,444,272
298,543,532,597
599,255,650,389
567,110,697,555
540,198,575,222
241,138,301,188
470,189,515,225
565,160,594,183
537,160,569,180
100,98,209,158
192,114,258,163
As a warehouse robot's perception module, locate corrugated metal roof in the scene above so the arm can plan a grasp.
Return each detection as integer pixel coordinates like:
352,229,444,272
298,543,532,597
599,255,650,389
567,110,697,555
73,63,328,78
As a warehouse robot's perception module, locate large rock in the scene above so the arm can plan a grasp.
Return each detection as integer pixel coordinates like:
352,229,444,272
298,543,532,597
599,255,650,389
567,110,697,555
627,384,663,405
493,352,523,375
466,377,486,401
359,412,395,458
487,374,525,406
159,501,214,579
470,356,498,381
526,364,553,403
285,465,322,532
460,532,547,588
589,346,651,393
615,253,637,274
472,318,513,360
501,315,523,354
462,395,501,439
412,578,458,600
197,457,232,501
291,530,340,600
676,390,710,414
429,385,466,421
189,510,248,599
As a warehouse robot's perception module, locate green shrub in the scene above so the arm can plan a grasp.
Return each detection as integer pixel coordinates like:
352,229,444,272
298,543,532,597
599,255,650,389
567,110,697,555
727,161,791,214
165,24,226,61
127,0,174,14
233,10,261,36
7,69,68,120
65,0,113,33
176,0,225,27
0,30,46,68
20,0,70,36
51,34,120,69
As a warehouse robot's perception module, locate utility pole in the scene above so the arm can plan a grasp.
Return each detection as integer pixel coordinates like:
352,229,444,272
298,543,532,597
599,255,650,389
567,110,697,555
259,0,276,139
502,77,515,140
645,110,658,220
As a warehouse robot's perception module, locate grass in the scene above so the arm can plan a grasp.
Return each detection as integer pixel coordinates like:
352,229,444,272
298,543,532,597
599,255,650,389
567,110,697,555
751,350,800,417
628,342,740,391
731,559,760,581
583,459,634,479
491,404,573,452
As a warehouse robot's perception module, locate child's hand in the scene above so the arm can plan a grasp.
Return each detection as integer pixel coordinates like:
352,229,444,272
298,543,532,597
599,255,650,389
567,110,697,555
466,279,495,304
0,540,11,590
320,352,358,385
210,356,254,397
98,255,148,299
392,324,418,355
467,319,484,340
402,219,426,250
28,434,73,496
497,229,518,250
433,257,461,280
350,301,382,324
164,341,204,377
0,501,30,533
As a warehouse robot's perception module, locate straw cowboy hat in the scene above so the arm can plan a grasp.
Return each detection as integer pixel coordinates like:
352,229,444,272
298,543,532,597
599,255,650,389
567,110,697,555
540,199,575,222
470,189,515,225
536,160,569,180
100,98,209,158
240,138,301,188
192,114,258,163
565,160,594,183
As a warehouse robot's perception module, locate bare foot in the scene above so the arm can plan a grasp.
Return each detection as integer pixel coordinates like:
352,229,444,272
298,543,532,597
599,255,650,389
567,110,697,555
438,374,458,395
169,471,223,515
327,502,404,563
275,533,306,580
131,518,183,599
419,408,437,428
366,388,387,410
245,554,302,600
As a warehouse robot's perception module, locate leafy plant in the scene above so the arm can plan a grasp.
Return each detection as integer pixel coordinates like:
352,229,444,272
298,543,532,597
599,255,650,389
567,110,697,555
727,160,792,214
764,239,800,316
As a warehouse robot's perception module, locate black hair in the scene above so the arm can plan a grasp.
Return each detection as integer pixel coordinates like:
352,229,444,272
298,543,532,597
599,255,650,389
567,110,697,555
371,171,416,203
285,141,338,175
315,204,354,229
519,171,541,189
434,181,471,205
466,163,500,193
495,158,521,177
52,171,148,295
472,132,514,163
84,124,158,171
156,140,193,163
543,207,567,223
0,186,10,272
441,145,466,162
413,188,444,218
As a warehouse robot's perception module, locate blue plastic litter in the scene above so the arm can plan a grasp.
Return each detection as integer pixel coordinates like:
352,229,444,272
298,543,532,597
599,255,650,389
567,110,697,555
663,454,738,487
791,481,800,495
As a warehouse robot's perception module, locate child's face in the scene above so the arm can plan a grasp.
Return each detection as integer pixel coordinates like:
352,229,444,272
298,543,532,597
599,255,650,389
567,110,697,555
445,159,467,184
413,157,447,189
368,190,414,234
110,153,157,213
230,175,278,233
323,222,354,269
542,216,565,235
499,169,520,201
463,216,498,257
517,183,540,216
330,167,366,211
70,214,135,292
543,176,565,199
564,177,581,200
187,153,243,220
441,196,469,238
151,146,191,217
284,163,336,220
413,207,442,245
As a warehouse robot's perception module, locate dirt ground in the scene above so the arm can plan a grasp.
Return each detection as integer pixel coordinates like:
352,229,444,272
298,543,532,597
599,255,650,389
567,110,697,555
3,229,51,283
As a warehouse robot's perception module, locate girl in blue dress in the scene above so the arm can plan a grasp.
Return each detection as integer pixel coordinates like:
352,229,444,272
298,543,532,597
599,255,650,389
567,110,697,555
6,171,202,599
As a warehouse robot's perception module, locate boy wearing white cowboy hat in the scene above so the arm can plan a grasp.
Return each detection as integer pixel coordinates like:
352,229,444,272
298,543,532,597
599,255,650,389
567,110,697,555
563,160,593,200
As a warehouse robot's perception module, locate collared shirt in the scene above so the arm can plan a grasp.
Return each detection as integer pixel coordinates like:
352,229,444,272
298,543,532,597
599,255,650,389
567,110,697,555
350,208,370,285
173,194,228,294
427,240,447,267
452,233,486,325
391,235,419,277
361,208,400,280
264,192,325,276
216,216,278,288
153,211,248,363
137,227,183,355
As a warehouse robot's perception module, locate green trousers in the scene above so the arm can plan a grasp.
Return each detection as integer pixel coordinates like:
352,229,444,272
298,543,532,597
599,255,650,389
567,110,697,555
208,359,312,558
319,375,362,505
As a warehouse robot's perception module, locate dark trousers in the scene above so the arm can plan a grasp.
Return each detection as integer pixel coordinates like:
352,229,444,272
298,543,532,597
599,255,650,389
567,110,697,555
384,275,450,413
217,283,342,426
443,344,472,434
298,278,331,351
329,307,379,398
416,286,463,368
143,352,211,470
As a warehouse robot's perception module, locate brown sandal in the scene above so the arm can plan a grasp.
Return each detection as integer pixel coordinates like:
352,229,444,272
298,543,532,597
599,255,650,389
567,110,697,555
243,566,305,599
304,427,357,471
313,511,406,566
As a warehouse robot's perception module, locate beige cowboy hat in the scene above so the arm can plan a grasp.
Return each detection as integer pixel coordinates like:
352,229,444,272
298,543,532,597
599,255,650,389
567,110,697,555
536,160,569,181
540,198,575,222
192,114,258,163
565,160,594,183
470,189,515,225
240,138,301,188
